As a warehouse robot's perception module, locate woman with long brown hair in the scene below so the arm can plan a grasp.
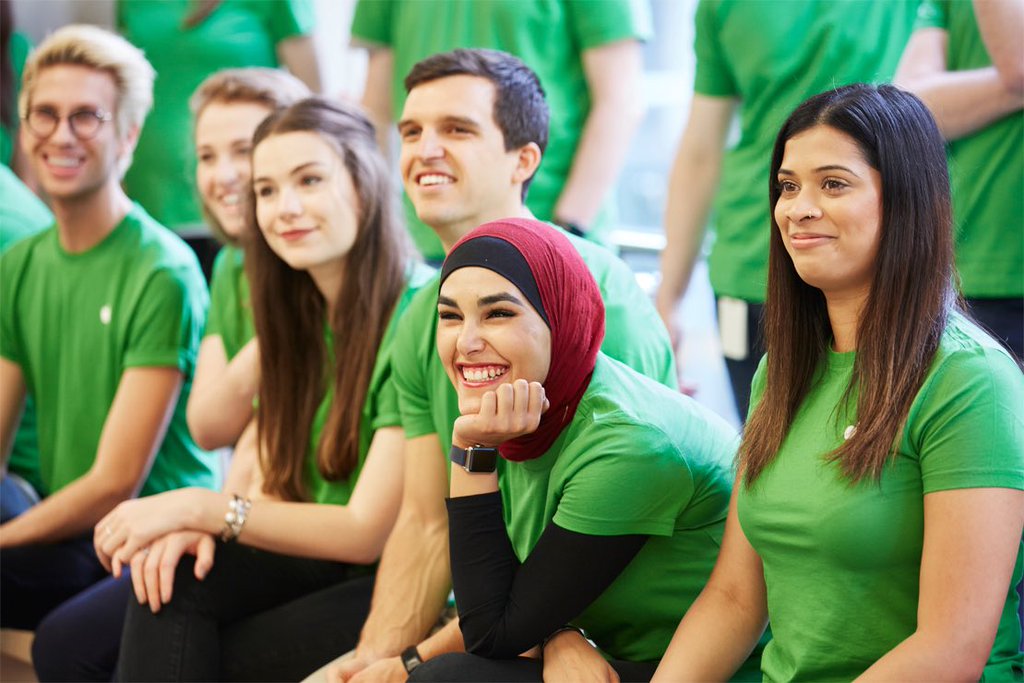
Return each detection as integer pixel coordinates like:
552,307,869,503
93,97,432,681
653,84,1023,681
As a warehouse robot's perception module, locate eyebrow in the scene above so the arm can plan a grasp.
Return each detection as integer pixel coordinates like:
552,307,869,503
777,164,861,178
253,161,324,184
437,292,525,308
397,115,481,131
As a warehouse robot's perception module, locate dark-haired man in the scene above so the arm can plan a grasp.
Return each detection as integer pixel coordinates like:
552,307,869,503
351,0,649,261
332,48,676,682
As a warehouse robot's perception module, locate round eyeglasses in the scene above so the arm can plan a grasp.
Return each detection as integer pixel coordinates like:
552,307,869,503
24,106,113,140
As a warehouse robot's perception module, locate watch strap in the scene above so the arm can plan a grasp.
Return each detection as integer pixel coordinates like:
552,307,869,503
400,645,423,674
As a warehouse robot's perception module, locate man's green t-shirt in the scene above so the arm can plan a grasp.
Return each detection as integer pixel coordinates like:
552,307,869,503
738,314,1024,681
0,204,218,496
0,165,52,494
693,0,917,302
498,354,750,668
392,229,677,453
306,263,435,506
118,0,313,229
205,246,253,360
915,0,1023,299
350,0,652,260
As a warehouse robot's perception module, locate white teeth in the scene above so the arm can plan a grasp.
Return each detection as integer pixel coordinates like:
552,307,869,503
222,194,240,206
48,156,81,168
462,366,507,382
419,174,453,186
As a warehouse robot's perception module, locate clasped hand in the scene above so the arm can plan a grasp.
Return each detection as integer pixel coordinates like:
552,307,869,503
452,379,549,448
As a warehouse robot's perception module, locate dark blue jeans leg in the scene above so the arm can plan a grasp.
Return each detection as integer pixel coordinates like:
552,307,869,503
0,476,107,630
409,652,658,683
32,573,131,682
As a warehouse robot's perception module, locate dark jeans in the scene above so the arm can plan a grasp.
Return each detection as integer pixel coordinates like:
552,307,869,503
0,475,107,630
966,297,1023,362
409,652,658,683
716,299,766,422
116,541,375,682
33,574,131,682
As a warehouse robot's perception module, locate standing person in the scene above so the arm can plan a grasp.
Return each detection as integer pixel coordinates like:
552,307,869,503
104,97,434,682
653,84,1023,682
0,23,216,630
407,218,757,683
895,0,1024,360
655,0,918,418
185,67,310,450
117,0,321,230
29,67,309,683
330,48,676,683
351,0,650,260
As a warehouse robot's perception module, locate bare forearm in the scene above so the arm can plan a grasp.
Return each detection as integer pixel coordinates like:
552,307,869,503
900,66,1024,139
356,511,452,658
361,48,394,154
855,631,988,682
0,472,134,547
652,584,767,683
656,138,722,311
973,0,1024,94
553,96,644,226
187,340,259,450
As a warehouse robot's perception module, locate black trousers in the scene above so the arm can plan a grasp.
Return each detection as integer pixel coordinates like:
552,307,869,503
409,652,658,683
115,541,374,682
967,297,1023,363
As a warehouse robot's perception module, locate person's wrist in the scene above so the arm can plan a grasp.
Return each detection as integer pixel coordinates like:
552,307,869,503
542,625,588,654
400,645,424,674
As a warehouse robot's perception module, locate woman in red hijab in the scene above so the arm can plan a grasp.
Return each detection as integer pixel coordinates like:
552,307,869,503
409,219,761,682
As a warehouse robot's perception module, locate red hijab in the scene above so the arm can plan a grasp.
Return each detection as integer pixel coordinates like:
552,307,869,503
440,218,605,461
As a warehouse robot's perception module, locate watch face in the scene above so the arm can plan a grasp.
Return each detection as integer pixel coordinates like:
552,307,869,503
466,447,498,473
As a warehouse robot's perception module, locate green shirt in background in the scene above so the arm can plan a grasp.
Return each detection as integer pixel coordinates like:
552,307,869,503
0,165,52,494
499,354,754,671
694,0,917,302
392,229,677,453
205,246,253,360
350,0,652,260
915,0,1023,299
738,314,1024,681
305,263,435,506
0,204,218,496
117,0,313,229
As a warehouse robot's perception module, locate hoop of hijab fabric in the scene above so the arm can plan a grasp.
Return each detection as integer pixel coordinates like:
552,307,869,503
440,218,605,461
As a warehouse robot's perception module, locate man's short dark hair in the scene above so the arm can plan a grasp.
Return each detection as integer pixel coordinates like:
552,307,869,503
405,49,549,196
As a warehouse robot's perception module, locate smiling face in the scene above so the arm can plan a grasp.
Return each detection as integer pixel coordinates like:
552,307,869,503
21,64,132,204
437,266,552,415
398,75,536,245
252,131,360,287
195,100,272,239
774,125,884,303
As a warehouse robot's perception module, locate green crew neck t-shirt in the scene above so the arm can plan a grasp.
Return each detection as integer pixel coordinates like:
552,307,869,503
498,354,754,670
305,262,435,505
205,246,253,360
915,0,1023,299
0,165,53,494
694,0,917,302
117,0,313,229
392,229,677,453
738,314,1024,681
1,203,218,496
350,0,652,260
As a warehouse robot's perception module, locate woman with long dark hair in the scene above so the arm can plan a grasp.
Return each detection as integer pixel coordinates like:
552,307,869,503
93,98,431,681
654,84,1023,681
